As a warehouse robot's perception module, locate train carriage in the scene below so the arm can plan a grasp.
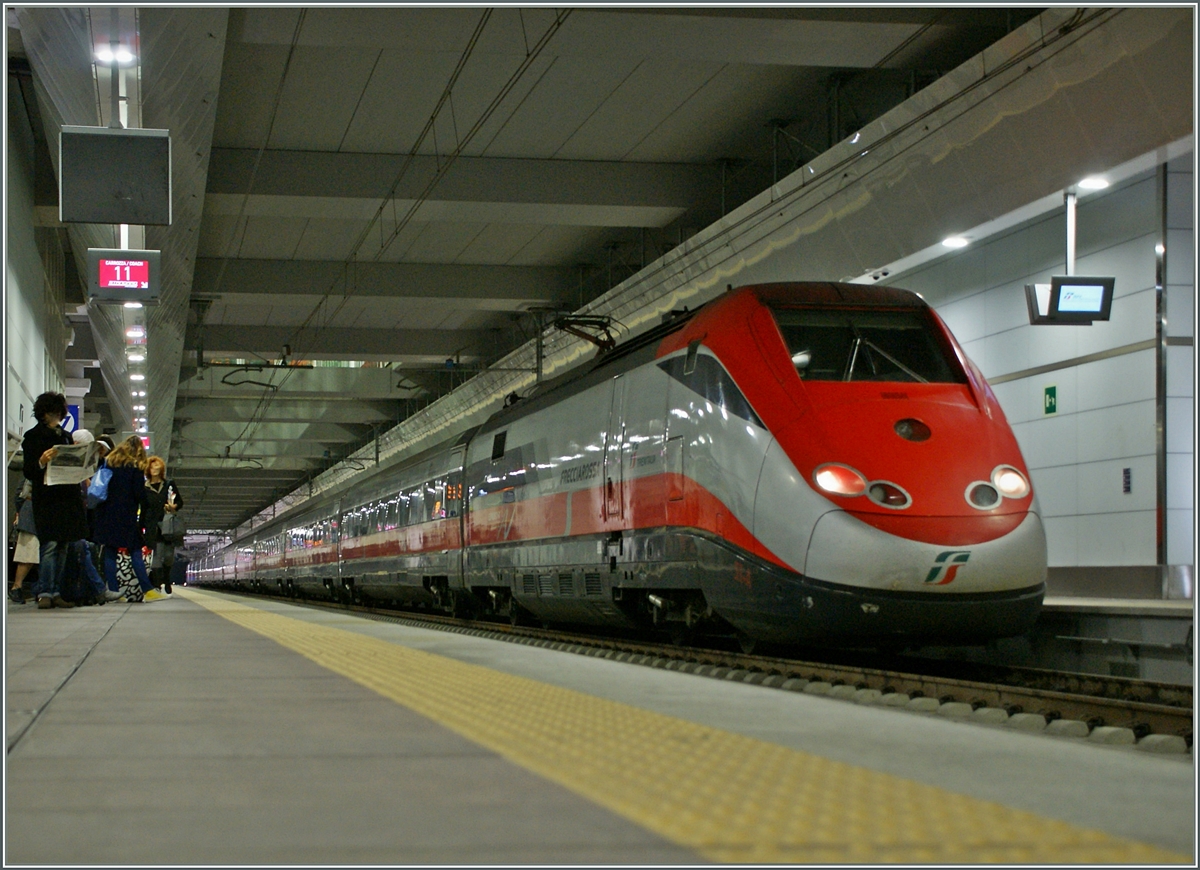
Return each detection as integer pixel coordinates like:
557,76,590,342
191,283,1047,648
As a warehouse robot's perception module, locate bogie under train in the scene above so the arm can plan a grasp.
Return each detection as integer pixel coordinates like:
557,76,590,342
191,283,1046,647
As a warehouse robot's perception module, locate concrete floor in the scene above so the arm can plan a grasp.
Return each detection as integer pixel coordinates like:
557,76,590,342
5,591,1195,864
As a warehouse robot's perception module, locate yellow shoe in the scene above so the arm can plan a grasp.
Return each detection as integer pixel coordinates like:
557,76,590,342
143,589,167,602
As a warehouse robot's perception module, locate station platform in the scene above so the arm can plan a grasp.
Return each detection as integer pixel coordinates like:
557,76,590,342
5,590,1195,864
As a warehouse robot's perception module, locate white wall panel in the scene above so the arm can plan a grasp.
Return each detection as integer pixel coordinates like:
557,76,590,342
1166,289,1194,339
1166,509,1194,566
1165,228,1194,287
1043,516,1079,566
1165,397,1194,454
1075,510,1156,566
1166,452,1193,511
5,85,48,441
1076,350,1155,412
1074,400,1155,465
1027,465,1077,518
1076,454,1156,514
1166,346,1194,397
1011,413,1079,469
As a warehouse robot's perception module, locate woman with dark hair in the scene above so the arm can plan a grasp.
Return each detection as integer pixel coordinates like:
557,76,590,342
142,456,183,593
21,392,89,609
92,436,163,602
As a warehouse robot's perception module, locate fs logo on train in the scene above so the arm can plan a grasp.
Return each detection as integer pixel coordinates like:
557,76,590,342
925,550,971,585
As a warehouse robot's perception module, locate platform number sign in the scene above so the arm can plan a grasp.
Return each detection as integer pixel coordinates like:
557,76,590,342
63,404,79,434
1043,385,1057,416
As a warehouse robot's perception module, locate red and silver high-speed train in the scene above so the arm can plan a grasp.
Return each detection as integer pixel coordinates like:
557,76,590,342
190,283,1047,647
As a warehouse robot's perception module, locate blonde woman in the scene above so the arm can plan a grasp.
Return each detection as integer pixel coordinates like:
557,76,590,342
142,456,182,593
92,436,162,602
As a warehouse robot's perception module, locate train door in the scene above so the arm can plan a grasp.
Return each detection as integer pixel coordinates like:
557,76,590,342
604,375,627,521
448,448,466,588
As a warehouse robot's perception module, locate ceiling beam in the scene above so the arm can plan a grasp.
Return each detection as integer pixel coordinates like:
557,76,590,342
192,258,573,303
175,398,397,424
186,325,498,360
178,421,367,443
207,149,718,209
177,365,413,400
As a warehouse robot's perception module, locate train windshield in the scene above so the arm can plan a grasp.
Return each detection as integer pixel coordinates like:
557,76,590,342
771,307,966,383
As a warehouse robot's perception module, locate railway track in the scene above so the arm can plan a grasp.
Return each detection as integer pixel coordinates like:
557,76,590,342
218,588,1194,746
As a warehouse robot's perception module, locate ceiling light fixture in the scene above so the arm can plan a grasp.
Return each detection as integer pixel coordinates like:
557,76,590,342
942,236,969,249
123,301,143,309
125,327,145,338
95,46,135,65
130,373,145,381
1078,176,1109,190
128,353,145,362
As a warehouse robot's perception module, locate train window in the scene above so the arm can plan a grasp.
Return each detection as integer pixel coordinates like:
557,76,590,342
445,475,462,517
658,352,763,426
407,488,424,525
684,339,701,375
491,431,507,461
771,307,966,384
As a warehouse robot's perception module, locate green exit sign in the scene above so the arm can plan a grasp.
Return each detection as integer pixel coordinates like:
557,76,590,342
1044,385,1057,415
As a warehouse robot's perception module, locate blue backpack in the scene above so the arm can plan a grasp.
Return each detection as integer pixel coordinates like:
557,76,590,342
86,465,112,509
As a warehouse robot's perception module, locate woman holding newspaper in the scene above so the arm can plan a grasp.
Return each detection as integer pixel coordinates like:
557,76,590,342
21,392,90,609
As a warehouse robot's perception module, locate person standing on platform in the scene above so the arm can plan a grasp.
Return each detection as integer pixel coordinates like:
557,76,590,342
141,456,182,594
70,429,121,603
9,481,38,604
92,436,163,603
21,392,88,609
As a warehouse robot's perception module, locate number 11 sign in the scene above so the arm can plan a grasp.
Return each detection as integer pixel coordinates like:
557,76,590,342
86,248,161,304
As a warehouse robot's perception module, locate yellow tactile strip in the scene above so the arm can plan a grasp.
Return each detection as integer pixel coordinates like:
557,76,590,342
177,588,1189,864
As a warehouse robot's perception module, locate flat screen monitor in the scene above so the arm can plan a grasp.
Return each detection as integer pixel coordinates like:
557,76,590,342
1048,276,1115,323
1025,276,1115,325
60,126,172,226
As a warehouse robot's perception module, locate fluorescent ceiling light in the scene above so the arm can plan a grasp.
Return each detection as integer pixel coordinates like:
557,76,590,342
123,302,143,309
95,46,134,65
127,354,145,362
130,373,145,381
1078,176,1109,190
125,327,145,338
942,236,969,249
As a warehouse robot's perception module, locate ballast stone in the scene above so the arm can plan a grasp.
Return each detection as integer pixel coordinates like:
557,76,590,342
1135,734,1189,754
1005,712,1047,731
971,707,1010,725
907,696,941,712
936,702,974,718
1088,726,1136,745
1046,719,1090,738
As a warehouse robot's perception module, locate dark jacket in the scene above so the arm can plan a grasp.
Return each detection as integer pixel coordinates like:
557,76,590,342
22,422,88,544
141,479,182,548
91,463,146,550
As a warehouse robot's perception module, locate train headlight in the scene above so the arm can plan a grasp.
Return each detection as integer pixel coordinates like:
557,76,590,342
992,466,1030,499
813,463,867,497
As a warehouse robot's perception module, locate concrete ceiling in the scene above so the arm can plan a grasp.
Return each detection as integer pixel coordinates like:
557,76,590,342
10,6,1038,533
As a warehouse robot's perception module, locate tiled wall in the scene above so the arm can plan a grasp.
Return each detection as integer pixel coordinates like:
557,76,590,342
893,164,1193,578
1164,156,1194,571
6,80,48,443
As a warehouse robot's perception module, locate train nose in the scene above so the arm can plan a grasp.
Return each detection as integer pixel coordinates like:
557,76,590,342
798,387,1033,520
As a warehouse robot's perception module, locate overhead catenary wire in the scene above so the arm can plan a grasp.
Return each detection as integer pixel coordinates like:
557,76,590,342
218,10,574,523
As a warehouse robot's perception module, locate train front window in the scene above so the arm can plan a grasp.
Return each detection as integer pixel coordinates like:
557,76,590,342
771,307,965,384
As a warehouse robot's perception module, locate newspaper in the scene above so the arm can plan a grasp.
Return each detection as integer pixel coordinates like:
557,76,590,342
43,443,101,487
